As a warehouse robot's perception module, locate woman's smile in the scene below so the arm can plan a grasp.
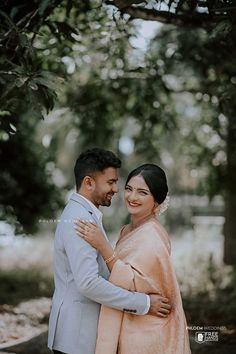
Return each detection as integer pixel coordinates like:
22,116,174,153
127,201,141,207
124,175,156,218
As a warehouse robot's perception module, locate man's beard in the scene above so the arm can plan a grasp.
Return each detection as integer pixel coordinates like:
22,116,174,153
97,193,114,207
101,199,111,207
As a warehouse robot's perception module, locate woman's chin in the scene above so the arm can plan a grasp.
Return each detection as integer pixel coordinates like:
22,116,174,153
126,207,141,216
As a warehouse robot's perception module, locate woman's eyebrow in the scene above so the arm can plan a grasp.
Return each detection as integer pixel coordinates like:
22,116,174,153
126,184,150,192
137,188,150,192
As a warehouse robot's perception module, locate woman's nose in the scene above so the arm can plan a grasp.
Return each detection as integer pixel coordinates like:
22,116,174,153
129,190,138,200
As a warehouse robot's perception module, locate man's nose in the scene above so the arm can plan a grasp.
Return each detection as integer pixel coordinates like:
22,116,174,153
112,184,119,193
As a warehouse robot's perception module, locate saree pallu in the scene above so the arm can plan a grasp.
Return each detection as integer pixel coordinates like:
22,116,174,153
95,220,191,354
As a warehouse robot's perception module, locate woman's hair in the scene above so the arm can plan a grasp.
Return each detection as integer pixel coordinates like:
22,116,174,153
125,164,168,204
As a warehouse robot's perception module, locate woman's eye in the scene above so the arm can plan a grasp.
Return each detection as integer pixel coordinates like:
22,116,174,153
139,191,147,195
125,186,131,191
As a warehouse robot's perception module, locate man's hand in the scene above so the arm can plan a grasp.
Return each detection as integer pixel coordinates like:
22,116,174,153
148,294,171,318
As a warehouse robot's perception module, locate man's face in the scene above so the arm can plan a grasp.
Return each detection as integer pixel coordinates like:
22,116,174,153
91,167,119,207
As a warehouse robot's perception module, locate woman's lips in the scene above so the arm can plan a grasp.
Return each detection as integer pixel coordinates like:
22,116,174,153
127,201,141,207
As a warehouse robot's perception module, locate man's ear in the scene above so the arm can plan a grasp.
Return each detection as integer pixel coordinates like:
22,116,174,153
83,176,95,191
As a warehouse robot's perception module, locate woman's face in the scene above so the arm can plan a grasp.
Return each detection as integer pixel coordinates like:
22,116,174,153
124,175,157,217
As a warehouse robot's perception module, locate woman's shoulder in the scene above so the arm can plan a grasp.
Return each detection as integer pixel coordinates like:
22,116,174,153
120,224,130,236
116,224,131,245
139,220,171,252
141,218,168,234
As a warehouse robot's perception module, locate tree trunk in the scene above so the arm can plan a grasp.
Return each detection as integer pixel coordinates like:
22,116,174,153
224,114,236,264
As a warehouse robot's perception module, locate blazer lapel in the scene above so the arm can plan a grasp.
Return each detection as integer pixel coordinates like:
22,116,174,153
70,193,109,242
70,193,100,224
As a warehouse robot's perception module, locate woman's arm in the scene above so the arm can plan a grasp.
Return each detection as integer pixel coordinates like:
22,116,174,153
74,220,118,271
75,220,171,317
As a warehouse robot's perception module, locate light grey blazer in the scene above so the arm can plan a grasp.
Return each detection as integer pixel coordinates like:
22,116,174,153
48,193,147,354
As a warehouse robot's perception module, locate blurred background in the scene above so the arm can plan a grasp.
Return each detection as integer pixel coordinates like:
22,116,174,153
0,1,236,353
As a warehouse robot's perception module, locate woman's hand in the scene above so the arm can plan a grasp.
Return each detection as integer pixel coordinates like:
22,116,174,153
74,219,106,250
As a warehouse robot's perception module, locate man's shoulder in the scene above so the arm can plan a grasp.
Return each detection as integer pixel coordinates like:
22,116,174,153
60,198,91,220
55,200,93,239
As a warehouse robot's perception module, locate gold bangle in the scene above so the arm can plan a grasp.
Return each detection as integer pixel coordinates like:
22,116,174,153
104,252,116,264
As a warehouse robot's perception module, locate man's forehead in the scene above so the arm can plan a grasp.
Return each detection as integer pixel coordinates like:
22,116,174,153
97,167,118,178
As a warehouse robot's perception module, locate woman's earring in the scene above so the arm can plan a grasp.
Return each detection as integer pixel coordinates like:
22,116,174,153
159,194,170,215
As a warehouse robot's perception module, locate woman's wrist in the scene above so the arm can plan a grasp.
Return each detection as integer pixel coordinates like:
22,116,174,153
97,238,110,252
102,249,118,271
104,252,116,264
99,242,114,260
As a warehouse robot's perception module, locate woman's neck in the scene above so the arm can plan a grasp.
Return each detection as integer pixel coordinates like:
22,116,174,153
130,212,155,231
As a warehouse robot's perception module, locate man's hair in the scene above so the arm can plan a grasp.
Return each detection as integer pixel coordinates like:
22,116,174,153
74,147,121,190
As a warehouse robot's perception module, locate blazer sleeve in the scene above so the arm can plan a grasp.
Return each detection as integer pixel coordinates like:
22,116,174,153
62,216,148,315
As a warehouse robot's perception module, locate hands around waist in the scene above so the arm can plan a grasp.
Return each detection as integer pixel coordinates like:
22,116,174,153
148,294,171,318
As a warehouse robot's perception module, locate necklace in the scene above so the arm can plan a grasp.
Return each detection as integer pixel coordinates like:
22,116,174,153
130,214,156,232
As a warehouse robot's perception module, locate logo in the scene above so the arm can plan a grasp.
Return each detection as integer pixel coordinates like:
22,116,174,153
195,332,205,343
195,331,219,344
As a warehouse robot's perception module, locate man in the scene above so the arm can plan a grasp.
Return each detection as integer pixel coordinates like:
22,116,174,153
48,148,171,354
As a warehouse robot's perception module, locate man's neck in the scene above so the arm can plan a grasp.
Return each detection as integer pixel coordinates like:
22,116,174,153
76,191,99,209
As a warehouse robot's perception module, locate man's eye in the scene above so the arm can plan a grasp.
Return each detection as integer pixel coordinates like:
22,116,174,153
109,181,116,185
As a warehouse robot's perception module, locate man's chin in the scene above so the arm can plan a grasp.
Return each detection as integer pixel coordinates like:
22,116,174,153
102,200,112,207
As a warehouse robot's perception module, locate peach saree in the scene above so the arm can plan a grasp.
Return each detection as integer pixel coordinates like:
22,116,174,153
95,219,191,354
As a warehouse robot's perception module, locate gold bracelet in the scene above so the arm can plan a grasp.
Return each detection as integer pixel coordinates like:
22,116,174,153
104,252,116,264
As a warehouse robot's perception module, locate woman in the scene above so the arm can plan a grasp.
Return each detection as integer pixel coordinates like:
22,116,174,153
74,164,191,354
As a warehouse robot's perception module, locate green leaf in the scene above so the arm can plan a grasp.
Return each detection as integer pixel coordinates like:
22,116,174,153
210,21,232,39
38,0,51,16
0,81,17,99
10,7,19,19
19,34,29,47
0,9,17,29
54,21,78,40
33,77,61,91
9,123,17,133
0,110,11,117
15,77,28,87
28,82,38,90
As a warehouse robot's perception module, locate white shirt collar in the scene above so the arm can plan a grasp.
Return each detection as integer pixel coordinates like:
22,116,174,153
76,193,103,223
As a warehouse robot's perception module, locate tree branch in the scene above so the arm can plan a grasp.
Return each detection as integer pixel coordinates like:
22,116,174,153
105,0,232,27
108,0,145,8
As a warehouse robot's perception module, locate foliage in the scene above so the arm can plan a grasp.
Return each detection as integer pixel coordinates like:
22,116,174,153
143,22,236,264
183,266,236,326
66,38,177,153
0,111,62,233
105,0,236,26
0,0,97,128
142,23,236,198
0,269,53,305
0,1,97,232
52,10,178,161
0,0,235,240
